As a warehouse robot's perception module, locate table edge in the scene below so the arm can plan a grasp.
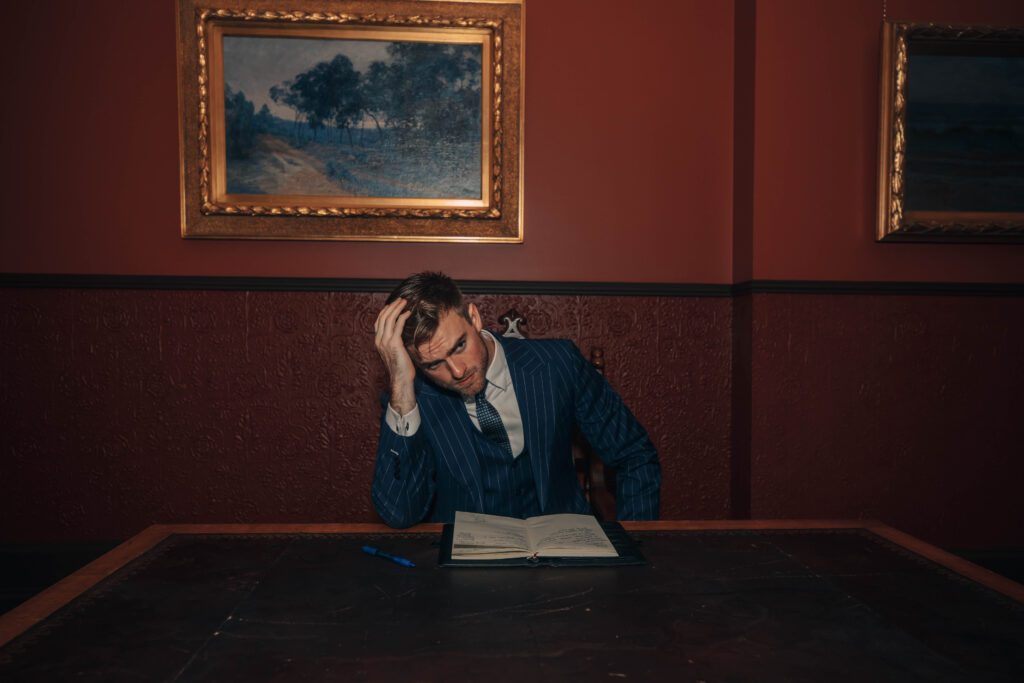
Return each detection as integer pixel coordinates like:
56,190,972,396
2,519,1021,648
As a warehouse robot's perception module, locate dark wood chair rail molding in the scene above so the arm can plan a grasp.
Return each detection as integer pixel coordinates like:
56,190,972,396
2,273,1023,297
2,519,1022,649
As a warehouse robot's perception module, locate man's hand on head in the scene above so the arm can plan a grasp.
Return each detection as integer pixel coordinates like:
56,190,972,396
374,298,417,415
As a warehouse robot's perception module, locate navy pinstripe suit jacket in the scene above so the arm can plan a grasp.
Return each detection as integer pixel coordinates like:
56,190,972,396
372,336,661,528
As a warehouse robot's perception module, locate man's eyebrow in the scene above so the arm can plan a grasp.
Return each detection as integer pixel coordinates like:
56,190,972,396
446,334,467,358
421,334,466,368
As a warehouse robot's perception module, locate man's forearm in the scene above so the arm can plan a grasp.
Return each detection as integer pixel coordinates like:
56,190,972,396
372,414,435,528
389,378,417,417
613,450,661,520
572,345,661,519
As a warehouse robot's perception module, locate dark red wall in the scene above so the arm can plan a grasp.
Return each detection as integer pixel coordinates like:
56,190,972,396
753,0,1024,282
2,0,1023,550
0,0,735,283
2,2,1021,281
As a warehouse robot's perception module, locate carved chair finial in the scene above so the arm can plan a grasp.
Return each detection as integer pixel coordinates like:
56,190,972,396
498,308,527,338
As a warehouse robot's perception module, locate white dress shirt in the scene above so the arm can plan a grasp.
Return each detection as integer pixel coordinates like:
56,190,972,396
386,330,525,457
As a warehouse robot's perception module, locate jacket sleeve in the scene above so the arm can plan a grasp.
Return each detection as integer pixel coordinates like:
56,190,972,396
570,343,661,520
371,398,437,528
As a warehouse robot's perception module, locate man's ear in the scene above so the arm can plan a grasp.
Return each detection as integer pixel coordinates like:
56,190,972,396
468,303,482,331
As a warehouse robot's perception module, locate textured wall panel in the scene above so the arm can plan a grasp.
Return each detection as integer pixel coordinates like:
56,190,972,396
0,289,732,541
750,294,1024,549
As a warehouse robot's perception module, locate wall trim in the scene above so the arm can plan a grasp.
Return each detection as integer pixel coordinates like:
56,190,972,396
2,273,1023,297
738,280,1024,297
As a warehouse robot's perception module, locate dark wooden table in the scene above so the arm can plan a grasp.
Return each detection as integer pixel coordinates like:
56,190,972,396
1,521,1022,682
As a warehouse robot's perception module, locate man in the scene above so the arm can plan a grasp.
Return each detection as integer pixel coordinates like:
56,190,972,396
372,271,660,528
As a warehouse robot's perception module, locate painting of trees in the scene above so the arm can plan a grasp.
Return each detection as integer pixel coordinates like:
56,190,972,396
222,35,485,199
268,41,480,145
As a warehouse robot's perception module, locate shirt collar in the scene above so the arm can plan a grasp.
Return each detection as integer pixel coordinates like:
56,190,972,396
480,329,512,393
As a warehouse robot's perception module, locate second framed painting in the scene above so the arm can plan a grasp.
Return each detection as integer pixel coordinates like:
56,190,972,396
877,21,1024,242
176,0,524,242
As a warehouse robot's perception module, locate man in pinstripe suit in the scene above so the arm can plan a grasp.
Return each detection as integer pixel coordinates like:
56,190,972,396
372,272,660,528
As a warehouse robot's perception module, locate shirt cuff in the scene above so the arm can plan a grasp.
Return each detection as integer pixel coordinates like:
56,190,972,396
386,403,421,437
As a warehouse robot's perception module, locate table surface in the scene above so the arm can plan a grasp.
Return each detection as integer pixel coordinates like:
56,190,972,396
1,520,1022,682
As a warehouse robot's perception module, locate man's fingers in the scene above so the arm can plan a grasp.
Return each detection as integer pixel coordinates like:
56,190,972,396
383,309,412,349
391,310,412,345
380,302,407,339
374,298,406,340
374,307,390,345
374,300,412,368
374,299,399,330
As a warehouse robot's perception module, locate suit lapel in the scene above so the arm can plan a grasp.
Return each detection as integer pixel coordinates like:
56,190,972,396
416,379,484,510
500,337,553,513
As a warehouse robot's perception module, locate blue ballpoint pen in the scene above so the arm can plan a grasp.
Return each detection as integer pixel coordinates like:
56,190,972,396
362,545,416,568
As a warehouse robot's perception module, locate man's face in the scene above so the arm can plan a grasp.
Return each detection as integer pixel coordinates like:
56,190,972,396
412,304,491,398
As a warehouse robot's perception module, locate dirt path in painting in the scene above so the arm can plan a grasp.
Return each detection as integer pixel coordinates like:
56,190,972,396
229,132,478,199
240,135,356,196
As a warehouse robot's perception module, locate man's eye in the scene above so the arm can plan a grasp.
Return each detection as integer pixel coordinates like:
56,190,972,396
455,341,466,352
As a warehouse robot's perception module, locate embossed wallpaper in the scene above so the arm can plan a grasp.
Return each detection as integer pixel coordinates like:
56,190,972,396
750,293,1024,550
3,287,1022,548
0,289,733,541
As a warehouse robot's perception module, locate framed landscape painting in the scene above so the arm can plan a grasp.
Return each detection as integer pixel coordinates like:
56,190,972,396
877,22,1024,242
176,0,523,242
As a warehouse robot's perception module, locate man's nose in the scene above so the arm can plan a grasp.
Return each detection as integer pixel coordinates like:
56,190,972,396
446,358,466,378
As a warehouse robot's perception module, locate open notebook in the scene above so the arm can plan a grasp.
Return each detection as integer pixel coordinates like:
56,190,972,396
438,511,647,567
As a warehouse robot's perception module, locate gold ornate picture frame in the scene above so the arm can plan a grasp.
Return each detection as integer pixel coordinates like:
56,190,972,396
876,22,1024,242
176,0,523,242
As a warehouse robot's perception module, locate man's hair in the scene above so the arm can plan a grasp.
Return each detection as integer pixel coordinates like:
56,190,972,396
386,271,472,352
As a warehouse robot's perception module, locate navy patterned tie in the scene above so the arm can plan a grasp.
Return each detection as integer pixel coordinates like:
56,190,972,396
475,390,513,458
